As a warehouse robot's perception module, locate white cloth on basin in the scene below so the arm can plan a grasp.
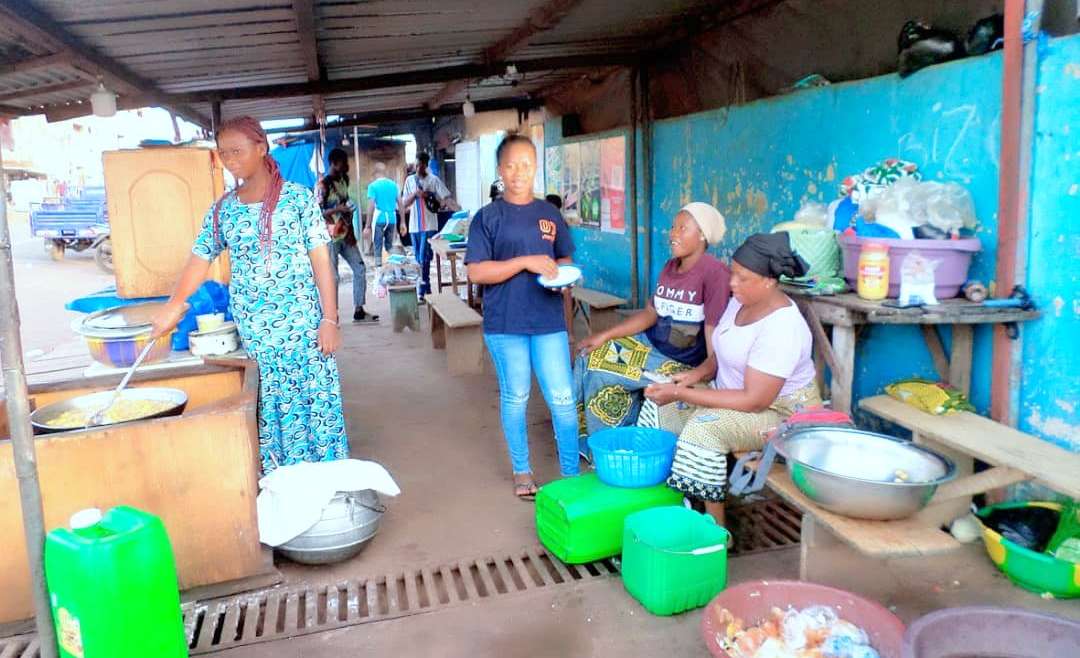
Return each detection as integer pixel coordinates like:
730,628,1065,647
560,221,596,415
256,459,400,547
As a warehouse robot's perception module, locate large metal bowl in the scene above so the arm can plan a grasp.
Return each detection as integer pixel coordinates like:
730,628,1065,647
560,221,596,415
775,426,956,520
277,490,384,565
30,387,188,434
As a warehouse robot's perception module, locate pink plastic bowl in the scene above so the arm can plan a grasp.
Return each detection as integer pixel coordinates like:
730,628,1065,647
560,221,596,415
701,580,906,658
839,233,981,299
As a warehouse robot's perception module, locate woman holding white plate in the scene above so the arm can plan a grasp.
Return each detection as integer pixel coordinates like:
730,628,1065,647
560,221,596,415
466,134,579,500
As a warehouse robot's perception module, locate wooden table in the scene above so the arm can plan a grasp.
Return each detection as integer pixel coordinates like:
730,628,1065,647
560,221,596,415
784,288,1040,415
428,237,476,308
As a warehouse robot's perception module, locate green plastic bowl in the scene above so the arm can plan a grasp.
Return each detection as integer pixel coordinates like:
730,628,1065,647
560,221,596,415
976,501,1079,599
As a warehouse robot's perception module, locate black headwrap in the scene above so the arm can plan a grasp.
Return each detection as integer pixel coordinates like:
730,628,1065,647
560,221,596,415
732,233,810,280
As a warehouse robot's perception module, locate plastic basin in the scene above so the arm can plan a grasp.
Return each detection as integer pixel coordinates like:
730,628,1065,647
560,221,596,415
701,580,905,658
83,330,174,369
588,426,677,488
839,233,981,299
975,501,1079,599
622,506,729,616
902,606,1080,657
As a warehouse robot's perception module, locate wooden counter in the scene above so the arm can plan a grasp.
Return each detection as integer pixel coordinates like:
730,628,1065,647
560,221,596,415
0,360,273,624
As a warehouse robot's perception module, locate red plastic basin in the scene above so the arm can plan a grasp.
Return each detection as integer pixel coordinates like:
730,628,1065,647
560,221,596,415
701,580,906,658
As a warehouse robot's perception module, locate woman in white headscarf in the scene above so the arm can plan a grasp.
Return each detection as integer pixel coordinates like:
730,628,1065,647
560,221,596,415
574,202,732,443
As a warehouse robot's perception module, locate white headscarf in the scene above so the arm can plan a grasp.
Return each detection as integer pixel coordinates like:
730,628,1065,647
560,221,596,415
680,202,727,245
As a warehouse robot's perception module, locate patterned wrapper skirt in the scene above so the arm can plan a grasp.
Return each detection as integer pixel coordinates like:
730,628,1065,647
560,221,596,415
660,383,822,502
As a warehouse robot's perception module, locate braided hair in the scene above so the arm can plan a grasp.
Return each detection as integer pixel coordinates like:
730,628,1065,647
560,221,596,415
211,116,284,260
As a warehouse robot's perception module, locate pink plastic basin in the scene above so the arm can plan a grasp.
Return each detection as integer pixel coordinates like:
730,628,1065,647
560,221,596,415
839,233,981,299
902,606,1080,658
701,580,905,658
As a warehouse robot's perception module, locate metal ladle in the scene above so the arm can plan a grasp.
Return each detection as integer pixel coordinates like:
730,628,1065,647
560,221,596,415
84,340,157,429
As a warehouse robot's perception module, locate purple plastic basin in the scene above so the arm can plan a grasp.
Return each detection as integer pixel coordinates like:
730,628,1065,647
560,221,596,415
839,233,981,299
902,606,1080,658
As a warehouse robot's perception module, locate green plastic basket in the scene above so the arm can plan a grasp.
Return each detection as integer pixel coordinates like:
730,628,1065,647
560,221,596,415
621,506,729,616
535,474,682,564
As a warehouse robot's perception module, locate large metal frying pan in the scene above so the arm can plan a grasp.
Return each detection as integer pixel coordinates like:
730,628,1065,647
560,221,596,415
29,387,188,434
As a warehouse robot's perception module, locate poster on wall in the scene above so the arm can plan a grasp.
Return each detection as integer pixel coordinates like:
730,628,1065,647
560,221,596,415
545,146,561,198
600,136,626,234
531,124,545,197
561,142,581,222
578,140,601,228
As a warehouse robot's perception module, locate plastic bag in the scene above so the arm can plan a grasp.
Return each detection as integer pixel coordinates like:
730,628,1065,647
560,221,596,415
918,181,977,233
1047,501,1080,555
860,176,922,239
885,378,975,415
899,252,939,306
983,506,1060,552
793,202,830,228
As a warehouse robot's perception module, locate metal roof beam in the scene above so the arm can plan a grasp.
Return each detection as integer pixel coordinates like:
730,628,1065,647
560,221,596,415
290,0,325,124
0,0,211,128
427,0,585,110
159,53,638,104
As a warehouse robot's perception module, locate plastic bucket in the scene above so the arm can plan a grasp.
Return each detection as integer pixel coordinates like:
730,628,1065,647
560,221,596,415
701,580,905,658
588,427,677,488
621,506,729,615
839,233,981,299
975,501,1079,598
902,606,1080,657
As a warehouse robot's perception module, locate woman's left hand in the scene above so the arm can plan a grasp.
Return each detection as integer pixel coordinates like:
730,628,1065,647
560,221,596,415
318,320,342,355
644,383,680,406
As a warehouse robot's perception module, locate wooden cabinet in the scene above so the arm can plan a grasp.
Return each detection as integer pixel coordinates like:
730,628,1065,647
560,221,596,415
103,147,229,298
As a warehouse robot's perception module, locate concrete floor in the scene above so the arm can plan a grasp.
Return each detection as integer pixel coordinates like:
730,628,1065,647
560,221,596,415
213,280,1078,657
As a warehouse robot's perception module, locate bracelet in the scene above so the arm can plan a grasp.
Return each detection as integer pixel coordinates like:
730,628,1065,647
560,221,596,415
320,317,339,327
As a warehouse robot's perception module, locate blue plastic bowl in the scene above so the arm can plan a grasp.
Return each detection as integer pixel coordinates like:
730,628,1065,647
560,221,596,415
588,427,678,488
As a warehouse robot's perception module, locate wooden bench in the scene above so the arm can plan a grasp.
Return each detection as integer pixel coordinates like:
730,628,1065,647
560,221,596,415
860,394,1080,525
571,287,627,337
426,292,484,376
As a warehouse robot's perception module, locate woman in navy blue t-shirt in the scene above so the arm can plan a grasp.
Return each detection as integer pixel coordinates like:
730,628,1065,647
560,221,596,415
466,134,579,499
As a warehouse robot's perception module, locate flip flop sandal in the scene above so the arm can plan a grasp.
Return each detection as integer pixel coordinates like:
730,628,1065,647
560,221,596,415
514,482,537,501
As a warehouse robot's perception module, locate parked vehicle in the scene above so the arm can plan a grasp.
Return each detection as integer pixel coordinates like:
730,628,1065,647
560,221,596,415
29,186,112,272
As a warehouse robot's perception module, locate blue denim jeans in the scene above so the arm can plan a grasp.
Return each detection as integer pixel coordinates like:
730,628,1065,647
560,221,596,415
484,332,580,477
330,239,366,309
410,230,436,296
372,222,394,266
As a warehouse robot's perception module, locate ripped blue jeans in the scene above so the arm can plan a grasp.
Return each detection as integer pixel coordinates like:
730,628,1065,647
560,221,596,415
484,332,580,477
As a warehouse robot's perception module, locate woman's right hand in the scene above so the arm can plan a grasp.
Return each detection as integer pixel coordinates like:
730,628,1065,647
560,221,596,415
150,301,187,339
671,371,700,387
521,255,559,280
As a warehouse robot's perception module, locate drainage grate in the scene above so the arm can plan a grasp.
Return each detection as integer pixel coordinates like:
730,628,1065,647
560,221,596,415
727,498,803,556
0,504,800,656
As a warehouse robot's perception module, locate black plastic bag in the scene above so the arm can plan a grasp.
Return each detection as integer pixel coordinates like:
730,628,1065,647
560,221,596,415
984,506,1060,552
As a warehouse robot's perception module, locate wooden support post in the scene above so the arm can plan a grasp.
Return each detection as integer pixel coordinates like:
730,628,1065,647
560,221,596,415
830,324,856,415
920,325,951,383
949,324,975,396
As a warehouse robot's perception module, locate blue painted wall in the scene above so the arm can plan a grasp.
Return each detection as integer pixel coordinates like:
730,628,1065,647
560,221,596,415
1018,35,1080,451
552,34,1079,449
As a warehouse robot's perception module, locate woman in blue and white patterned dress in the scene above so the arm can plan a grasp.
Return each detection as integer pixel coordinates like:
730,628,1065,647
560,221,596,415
152,116,349,474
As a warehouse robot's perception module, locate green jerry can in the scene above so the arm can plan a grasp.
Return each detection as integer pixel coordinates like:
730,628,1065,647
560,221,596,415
45,506,188,658
535,473,682,564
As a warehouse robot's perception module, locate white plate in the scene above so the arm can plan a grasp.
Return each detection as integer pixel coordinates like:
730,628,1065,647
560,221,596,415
537,265,582,289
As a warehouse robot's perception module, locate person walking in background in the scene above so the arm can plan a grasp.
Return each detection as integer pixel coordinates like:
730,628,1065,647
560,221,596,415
365,161,400,267
318,148,377,323
401,152,450,299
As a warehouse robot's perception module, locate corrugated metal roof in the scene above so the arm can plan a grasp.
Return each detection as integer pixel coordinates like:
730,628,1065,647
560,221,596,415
1,0,721,124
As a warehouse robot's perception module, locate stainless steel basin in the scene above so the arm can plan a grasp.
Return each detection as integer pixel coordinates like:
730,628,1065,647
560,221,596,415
775,426,956,520
277,489,384,565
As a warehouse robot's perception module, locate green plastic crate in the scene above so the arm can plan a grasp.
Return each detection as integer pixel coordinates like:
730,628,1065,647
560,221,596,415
535,474,682,564
621,506,729,615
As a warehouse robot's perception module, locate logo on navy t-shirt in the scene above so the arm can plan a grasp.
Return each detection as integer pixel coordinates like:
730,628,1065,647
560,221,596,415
539,219,557,242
